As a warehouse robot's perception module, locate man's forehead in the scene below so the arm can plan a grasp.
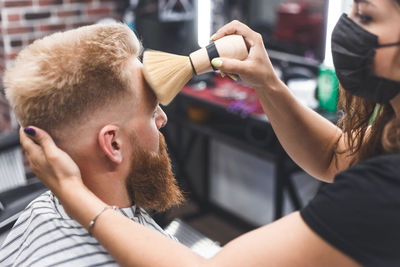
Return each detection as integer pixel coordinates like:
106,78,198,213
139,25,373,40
130,58,158,108
147,86,158,109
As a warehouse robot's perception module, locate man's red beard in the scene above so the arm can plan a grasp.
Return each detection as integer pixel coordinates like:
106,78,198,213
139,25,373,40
125,132,184,211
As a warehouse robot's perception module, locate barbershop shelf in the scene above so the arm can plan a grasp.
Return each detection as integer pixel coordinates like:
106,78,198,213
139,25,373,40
163,95,304,230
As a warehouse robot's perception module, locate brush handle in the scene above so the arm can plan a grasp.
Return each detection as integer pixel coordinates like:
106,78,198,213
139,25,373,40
189,35,248,75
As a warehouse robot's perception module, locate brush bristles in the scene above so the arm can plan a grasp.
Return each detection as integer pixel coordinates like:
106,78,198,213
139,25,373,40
143,50,194,105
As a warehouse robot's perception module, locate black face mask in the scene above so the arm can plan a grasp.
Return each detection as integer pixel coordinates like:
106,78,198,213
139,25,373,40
331,14,400,103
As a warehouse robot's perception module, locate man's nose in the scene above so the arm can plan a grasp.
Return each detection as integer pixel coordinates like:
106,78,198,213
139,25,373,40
156,106,168,129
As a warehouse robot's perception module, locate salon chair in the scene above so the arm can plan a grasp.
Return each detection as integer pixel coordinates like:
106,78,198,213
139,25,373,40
164,218,221,258
0,130,47,242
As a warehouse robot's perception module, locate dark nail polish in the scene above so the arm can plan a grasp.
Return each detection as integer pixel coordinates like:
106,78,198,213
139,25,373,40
24,127,36,136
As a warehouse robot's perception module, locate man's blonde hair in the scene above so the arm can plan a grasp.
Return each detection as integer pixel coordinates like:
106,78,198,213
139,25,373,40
5,23,141,134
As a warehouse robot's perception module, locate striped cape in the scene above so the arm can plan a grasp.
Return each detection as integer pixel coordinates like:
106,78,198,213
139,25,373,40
0,191,176,267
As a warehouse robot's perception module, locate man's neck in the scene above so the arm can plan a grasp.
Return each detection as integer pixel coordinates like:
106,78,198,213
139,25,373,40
61,134,133,208
81,170,132,208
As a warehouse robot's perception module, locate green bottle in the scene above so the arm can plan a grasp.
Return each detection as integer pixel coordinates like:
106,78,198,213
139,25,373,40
317,64,339,113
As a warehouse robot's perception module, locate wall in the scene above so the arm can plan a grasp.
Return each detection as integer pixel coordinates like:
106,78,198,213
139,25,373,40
0,0,122,134
0,0,12,134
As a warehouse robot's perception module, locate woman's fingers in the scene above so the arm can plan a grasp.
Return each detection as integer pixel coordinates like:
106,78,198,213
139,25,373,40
25,126,80,176
212,20,259,48
211,57,251,76
213,20,250,38
20,127,55,183
20,126,83,193
23,126,59,161
210,20,278,90
20,127,43,160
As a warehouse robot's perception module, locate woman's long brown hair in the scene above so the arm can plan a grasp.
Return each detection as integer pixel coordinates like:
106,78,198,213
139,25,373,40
335,0,400,164
336,88,399,166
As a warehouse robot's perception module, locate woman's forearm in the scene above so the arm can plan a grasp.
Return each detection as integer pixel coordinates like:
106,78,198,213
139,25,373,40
57,185,357,267
19,125,357,267
59,183,206,267
254,78,346,182
210,21,350,182
94,206,206,267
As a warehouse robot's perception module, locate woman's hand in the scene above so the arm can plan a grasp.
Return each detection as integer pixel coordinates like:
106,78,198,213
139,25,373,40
20,126,83,195
211,20,280,91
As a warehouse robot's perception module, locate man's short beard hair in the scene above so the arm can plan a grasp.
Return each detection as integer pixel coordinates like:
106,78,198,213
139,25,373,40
125,132,184,212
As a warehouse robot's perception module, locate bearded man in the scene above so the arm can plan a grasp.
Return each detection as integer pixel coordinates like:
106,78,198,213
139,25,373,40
0,23,183,266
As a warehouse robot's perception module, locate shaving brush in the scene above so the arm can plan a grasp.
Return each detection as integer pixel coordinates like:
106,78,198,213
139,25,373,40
143,35,248,105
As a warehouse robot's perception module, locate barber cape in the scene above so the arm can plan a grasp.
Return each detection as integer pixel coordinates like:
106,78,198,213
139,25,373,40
0,191,176,267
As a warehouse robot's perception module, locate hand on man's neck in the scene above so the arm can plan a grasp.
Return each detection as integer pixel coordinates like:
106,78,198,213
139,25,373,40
56,125,133,209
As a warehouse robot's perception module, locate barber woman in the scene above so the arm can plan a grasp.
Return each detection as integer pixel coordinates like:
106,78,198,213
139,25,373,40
19,0,400,266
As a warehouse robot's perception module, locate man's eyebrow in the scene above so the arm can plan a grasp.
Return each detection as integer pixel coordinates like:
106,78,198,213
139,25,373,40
150,93,158,109
355,0,376,7
153,100,159,109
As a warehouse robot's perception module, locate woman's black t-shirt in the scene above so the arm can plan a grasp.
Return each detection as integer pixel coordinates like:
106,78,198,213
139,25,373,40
300,153,400,267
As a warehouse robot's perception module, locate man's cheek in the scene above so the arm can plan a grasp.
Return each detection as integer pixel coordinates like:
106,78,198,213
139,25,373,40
147,132,160,153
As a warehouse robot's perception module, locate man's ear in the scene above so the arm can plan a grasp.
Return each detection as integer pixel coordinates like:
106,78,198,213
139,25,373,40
98,125,123,164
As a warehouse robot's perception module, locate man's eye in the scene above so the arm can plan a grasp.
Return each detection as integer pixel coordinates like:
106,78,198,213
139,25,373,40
356,13,372,24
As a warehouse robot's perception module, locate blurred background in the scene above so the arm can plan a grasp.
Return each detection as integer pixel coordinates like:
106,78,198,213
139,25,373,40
0,0,353,249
